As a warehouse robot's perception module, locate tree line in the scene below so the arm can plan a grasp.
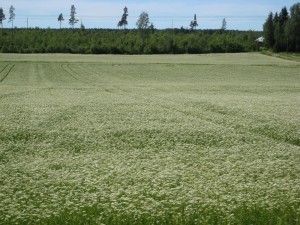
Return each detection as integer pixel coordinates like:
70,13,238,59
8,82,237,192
263,2,300,52
1,3,300,54
0,4,262,54
0,28,261,54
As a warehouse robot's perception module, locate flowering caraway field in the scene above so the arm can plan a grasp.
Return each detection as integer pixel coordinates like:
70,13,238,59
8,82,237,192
0,53,299,225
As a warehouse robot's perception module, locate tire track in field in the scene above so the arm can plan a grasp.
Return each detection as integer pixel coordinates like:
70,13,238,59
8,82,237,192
35,64,58,98
65,63,128,94
61,64,92,85
78,64,130,93
0,64,15,82
77,65,111,91
0,64,9,74
61,64,81,82
68,64,94,83
159,99,300,147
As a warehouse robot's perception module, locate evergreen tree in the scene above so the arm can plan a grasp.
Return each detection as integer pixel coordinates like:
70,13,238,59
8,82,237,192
263,12,275,48
190,14,198,30
8,5,15,29
274,7,289,52
286,3,300,51
69,5,78,28
0,7,5,29
273,12,279,24
273,12,280,51
273,22,282,51
149,23,155,32
221,18,227,30
80,19,85,30
279,6,289,25
58,13,64,29
118,6,128,30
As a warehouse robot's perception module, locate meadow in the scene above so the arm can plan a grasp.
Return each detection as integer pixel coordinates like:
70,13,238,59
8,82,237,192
0,53,299,225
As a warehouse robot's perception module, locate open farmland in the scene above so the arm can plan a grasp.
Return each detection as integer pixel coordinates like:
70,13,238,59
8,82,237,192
0,53,299,224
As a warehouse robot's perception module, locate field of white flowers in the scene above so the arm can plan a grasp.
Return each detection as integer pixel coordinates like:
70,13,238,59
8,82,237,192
0,53,299,225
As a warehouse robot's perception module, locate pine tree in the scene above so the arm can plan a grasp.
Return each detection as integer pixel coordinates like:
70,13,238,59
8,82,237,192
263,12,275,48
0,7,5,29
8,5,15,29
69,5,78,28
80,19,85,30
221,18,227,30
279,7,289,25
118,7,128,30
190,14,198,30
287,3,300,51
274,7,289,52
58,13,64,29
273,21,282,51
273,12,279,24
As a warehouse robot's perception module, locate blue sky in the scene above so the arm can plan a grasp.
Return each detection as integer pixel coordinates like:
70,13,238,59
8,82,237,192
0,0,298,30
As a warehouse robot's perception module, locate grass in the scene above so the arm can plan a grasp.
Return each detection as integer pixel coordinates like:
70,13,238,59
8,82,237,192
261,51,300,62
276,53,300,62
0,53,299,225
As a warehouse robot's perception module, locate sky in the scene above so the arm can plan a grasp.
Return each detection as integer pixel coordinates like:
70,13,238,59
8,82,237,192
0,0,298,30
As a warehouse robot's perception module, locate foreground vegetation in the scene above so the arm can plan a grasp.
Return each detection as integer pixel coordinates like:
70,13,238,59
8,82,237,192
0,29,261,54
0,53,299,225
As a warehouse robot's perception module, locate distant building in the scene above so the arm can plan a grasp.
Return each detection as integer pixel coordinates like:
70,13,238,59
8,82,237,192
255,36,264,43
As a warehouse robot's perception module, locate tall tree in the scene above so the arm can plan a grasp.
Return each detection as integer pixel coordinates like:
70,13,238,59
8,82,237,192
279,6,289,25
190,14,198,30
8,5,15,29
80,19,85,30
136,11,150,30
221,18,227,30
286,3,300,51
263,12,275,48
0,7,5,29
58,13,64,29
273,12,279,24
274,21,282,51
118,6,128,30
69,5,78,28
274,7,289,52
136,11,151,52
